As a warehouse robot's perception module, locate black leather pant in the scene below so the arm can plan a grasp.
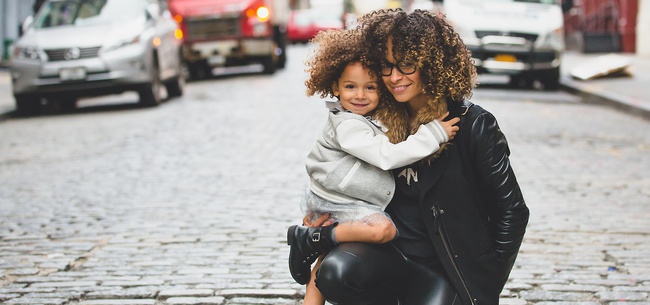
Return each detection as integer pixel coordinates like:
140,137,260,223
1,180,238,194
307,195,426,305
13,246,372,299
315,243,461,305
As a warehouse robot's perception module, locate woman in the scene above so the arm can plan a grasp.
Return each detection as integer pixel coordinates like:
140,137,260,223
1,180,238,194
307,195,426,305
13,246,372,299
307,9,530,305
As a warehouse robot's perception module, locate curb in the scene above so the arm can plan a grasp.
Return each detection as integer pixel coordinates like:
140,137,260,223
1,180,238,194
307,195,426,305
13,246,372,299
560,77,650,121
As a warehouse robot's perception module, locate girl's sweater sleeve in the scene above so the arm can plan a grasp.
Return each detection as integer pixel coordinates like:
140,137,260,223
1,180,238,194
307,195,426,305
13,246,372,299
336,119,448,170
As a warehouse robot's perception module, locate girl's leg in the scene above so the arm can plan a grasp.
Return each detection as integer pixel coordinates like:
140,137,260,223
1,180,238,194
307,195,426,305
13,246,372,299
303,256,326,305
315,242,408,305
288,213,396,285
333,214,397,244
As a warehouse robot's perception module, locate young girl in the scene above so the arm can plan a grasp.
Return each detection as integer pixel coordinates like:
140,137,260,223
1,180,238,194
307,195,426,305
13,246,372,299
287,28,459,305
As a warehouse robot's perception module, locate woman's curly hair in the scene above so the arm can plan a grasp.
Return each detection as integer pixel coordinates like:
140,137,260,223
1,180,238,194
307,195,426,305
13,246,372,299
356,9,477,144
304,28,378,99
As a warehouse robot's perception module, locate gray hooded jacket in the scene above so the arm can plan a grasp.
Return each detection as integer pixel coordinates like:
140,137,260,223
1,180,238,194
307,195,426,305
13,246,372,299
305,104,448,210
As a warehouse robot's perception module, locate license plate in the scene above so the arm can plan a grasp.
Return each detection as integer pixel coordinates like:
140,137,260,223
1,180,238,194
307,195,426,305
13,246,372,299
494,54,517,62
208,55,225,66
59,67,86,81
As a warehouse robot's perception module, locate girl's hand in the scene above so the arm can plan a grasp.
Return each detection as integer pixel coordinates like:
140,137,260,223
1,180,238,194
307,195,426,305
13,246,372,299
303,213,335,227
437,112,460,140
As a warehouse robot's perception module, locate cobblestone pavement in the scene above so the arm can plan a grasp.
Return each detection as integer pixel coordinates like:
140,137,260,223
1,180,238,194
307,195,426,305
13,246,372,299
1,45,650,305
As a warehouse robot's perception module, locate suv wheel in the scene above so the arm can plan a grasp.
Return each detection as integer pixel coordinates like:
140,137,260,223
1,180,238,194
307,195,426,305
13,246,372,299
15,95,41,116
262,55,277,74
539,67,560,91
188,61,211,80
58,97,77,113
165,63,185,98
138,59,163,107
509,74,534,89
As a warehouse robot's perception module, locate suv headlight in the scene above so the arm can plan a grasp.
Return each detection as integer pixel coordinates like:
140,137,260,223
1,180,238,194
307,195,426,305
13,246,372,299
12,46,44,61
538,27,564,51
103,35,142,53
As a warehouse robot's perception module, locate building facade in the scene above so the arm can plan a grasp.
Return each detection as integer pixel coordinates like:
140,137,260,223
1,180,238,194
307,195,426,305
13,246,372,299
0,0,34,64
564,0,642,53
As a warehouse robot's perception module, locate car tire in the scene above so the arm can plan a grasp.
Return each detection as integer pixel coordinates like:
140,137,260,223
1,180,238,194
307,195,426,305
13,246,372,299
539,67,560,91
58,97,77,113
165,65,185,98
262,55,276,74
188,61,211,80
274,27,287,69
15,95,41,116
138,58,163,107
509,74,534,89
277,49,287,69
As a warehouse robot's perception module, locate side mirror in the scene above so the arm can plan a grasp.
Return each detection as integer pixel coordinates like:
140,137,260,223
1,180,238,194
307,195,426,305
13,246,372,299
147,3,161,19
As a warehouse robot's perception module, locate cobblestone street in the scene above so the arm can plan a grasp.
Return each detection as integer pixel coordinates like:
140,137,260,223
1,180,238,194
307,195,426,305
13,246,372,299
1,45,649,305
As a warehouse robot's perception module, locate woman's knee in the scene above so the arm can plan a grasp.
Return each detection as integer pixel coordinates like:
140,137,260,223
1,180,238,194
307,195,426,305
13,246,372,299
315,243,392,302
316,245,366,292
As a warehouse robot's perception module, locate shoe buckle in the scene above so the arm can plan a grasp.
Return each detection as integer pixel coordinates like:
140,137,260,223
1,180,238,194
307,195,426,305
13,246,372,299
311,232,321,242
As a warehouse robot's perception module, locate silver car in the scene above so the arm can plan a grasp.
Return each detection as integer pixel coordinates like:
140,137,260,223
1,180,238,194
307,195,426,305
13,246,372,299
10,0,184,115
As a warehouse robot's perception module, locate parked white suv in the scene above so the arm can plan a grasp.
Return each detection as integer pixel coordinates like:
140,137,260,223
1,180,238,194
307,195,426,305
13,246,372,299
433,0,565,90
10,0,184,115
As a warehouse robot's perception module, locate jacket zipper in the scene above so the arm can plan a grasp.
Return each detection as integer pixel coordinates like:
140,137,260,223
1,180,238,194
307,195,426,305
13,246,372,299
432,205,477,305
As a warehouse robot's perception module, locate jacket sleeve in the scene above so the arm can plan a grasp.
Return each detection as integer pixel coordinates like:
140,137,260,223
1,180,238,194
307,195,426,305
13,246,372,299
336,118,446,170
467,110,529,282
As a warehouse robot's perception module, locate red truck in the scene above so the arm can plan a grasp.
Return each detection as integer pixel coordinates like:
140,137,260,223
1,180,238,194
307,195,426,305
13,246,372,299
168,0,290,78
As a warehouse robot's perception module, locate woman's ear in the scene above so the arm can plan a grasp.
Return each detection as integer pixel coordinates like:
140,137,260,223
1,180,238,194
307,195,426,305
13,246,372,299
331,82,340,97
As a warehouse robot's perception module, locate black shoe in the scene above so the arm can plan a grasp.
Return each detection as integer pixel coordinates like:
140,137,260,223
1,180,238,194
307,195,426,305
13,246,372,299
287,223,339,285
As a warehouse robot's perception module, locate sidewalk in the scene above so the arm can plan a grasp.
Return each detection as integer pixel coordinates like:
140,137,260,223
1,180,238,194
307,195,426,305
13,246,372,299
1,52,649,119
560,51,650,120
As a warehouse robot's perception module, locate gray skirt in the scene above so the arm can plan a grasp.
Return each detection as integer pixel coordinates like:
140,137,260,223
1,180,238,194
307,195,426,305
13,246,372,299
301,189,394,225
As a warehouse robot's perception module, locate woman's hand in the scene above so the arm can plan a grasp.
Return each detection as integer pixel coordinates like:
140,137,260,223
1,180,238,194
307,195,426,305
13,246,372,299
303,213,335,228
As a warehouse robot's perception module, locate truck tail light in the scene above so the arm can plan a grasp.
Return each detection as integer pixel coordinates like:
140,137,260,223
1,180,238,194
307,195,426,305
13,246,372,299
173,14,186,41
255,6,270,22
246,6,269,22
242,5,271,37
174,29,183,40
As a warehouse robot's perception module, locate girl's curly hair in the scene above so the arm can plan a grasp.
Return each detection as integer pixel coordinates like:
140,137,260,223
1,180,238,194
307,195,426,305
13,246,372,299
356,9,477,144
304,28,377,99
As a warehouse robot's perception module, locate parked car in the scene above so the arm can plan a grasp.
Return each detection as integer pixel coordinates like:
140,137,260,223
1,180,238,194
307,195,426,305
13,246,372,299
287,9,343,44
9,0,184,115
432,0,566,90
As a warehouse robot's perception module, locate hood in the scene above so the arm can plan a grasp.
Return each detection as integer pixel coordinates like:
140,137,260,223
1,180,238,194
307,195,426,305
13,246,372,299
18,18,146,50
168,0,257,17
447,1,564,37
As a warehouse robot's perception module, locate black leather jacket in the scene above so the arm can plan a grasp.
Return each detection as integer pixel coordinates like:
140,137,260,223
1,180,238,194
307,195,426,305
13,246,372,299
414,100,529,305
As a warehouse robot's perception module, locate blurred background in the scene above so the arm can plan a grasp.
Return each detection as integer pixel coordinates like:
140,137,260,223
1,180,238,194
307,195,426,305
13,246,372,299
0,0,647,113
1,0,648,66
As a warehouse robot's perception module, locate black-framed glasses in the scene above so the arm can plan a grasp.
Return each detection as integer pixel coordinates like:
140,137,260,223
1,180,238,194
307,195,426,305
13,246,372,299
381,61,417,76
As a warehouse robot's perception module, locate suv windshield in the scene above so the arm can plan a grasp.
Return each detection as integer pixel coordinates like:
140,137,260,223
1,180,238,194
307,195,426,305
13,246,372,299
33,0,146,29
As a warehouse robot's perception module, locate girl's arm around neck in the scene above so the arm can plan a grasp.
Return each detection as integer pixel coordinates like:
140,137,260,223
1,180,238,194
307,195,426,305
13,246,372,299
336,119,444,170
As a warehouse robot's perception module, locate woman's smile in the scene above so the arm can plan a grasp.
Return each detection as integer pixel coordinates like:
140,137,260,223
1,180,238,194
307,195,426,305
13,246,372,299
389,84,410,93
